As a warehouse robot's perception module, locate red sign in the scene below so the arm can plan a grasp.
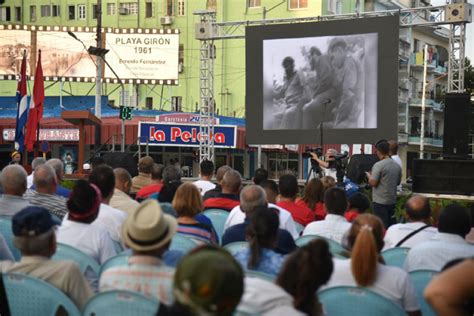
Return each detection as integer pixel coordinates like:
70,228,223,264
3,129,80,141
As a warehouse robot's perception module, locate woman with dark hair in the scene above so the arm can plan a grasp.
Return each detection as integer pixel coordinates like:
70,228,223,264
276,239,334,315
344,192,371,222
233,206,285,276
325,214,421,316
296,178,326,221
172,183,218,245
158,165,182,203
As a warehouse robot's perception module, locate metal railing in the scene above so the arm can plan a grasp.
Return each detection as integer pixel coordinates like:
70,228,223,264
86,134,120,163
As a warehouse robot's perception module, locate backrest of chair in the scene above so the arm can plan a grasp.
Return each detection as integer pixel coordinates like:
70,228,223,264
99,253,130,277
170,233,198,254
409,270,439,316
295,235,348,259
52,243,100,276
2,272,81,316
381,247,410,268
319,286,406,316
294,222,304,236
245,270,275,282
203,209,230,243
224,241,249,255
159,202,177,217
0,217,21,261
83,290,159,316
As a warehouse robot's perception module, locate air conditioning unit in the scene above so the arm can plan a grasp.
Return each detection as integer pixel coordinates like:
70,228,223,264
446,3,472,23
118,7,129,15
160,16,173,25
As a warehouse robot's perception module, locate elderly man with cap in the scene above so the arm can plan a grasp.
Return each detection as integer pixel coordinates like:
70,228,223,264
0,206,92,309
0,165,31,216
131,155,155,194
100,199,178,305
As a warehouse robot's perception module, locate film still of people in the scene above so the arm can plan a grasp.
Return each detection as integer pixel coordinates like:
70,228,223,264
263,33,378,130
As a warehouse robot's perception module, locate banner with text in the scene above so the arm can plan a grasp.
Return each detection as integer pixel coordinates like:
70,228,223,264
105,33,179,81
139,122,237,148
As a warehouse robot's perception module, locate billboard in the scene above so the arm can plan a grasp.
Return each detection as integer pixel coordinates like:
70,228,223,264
139,122,237,148
0,30,31,76
105,32,180,82
246,16,399,144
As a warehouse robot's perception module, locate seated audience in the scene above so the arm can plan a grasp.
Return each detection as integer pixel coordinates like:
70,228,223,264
325,214,420,315
100,199,177,305
383,195,436,250
0,165,30,216
321,175,336,191
405,204,474,272
193,160,216,196
24,164,68,220
303,187,351,243
26,157,45,188
222,185,296,254
203,170,241,212
110,168,139,215
136,163,164,201
296,178,326,221
345,192,371,223
0,206,92,309
276,174,314,226
172,183,218,245
45,159,71,198
233,207,287,276
276,239,334,315
424,258,474,316
203,165,232,200
252,168,269,185
158,246,244,316
131,155,154,194
158,165,183,203
225,180,299,239
89,165,127,243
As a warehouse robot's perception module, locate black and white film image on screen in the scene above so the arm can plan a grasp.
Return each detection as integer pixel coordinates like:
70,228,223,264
263,33,378,130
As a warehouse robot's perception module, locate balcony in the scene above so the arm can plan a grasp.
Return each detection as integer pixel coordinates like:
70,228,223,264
408,134,443,147
409,52,448,75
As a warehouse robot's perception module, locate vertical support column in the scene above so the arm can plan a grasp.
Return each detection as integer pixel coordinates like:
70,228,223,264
448,23,466,93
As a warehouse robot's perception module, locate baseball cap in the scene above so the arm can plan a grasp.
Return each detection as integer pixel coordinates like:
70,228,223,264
12,206,60,237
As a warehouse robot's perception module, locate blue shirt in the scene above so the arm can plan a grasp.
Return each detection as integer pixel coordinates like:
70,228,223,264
222,218,296,254
234,248,286,276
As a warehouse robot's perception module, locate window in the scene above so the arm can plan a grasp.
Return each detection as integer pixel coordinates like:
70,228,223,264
177,0,185,16
40,5,51,17
15,7,21,22
336,0,342,14
107,3,116,15
289,0,308,9
327,0,335,13
268,153,299,179
145,97,153,110
68,5,75,19
52,5,60,17
145,2,153,18
78,4,86,19
165,0,175,16
92,4,97,19
0,7,11,22
179,44,184,64
119,3,138,15
248,0,261,8
29,5,36,21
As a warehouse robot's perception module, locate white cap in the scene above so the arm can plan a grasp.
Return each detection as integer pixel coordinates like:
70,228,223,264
83,163,91,170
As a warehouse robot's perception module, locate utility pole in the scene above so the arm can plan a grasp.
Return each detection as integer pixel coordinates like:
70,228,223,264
95,0,102,151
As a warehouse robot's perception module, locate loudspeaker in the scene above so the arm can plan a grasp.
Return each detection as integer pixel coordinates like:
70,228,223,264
443,93,470,159
102,152,138,177
346,154,379,184
413,159,474,195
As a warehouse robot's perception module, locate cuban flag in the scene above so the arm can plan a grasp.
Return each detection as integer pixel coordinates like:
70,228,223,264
25,50,45,152
14,50,28,152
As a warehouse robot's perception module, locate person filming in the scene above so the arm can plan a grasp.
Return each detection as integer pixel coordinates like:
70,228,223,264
309,148,338,179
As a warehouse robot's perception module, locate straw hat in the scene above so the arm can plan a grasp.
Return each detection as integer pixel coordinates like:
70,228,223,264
122,199,177,251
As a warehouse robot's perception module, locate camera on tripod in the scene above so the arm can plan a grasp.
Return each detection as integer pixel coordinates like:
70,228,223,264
302,147,323,159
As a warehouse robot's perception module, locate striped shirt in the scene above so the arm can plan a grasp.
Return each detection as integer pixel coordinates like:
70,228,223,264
177,221,218,245
24,190,68,220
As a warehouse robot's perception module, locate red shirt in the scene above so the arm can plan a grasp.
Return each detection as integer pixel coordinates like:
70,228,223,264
136,184,163,200
344,209,360,222
203,193,240,212
295,199,326,221
277,200,314,226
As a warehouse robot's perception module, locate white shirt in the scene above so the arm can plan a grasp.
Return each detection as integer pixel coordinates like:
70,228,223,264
95,203,128,243
193,179,216,196
325,258,419,312
237,277,305,316
383,222,438,251
224,203,299,239
391,155,402,191
404,232,474,272
302,214,351,244
27,173,34,188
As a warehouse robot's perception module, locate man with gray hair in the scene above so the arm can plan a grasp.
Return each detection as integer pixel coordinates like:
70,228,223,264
203,169,241,212
203,165,232,201
24,164,68,220
0,165,30,216
27,157,46,188
110,168,139,215
221,185,296,254
39,158,71,198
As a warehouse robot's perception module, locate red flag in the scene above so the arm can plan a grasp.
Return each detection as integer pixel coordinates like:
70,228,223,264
25,50,44,152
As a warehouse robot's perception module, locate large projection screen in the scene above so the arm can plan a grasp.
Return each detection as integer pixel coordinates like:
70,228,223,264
0,30,31,75
246,16,399,144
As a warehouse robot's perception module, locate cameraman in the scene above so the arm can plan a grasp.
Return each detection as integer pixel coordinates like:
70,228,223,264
309,148,338,179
